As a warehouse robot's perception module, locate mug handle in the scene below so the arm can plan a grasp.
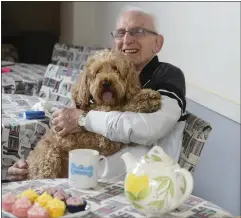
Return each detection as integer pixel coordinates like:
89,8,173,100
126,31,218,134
98,155,109,178
172,168,194,209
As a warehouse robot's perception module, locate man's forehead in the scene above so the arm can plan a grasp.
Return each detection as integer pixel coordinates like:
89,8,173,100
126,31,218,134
116,11,155,30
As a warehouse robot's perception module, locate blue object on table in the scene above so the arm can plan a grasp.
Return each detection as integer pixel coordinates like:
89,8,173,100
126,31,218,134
19,110,45,120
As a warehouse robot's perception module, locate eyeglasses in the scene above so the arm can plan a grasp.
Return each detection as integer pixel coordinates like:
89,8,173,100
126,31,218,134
111,27,158,39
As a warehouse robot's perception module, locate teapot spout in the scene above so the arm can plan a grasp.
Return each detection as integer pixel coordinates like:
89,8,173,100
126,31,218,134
121,152,137,173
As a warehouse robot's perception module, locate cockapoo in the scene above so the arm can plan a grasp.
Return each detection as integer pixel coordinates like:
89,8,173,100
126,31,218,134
26,50,161,179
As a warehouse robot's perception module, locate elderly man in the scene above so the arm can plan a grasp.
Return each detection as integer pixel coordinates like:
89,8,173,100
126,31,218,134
8,8,186,181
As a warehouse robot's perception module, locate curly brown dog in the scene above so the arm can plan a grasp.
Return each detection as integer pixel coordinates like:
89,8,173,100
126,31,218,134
26,50,161,179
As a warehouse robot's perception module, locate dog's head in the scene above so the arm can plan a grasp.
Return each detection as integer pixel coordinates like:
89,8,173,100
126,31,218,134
72,49,141,109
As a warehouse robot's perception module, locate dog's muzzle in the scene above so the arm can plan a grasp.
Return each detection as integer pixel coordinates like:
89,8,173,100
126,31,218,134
102,80,111,88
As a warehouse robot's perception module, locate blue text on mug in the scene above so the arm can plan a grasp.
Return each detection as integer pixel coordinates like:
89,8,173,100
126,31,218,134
71,162,93,177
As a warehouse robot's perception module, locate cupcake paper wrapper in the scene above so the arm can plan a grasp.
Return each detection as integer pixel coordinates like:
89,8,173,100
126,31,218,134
67,200,87,213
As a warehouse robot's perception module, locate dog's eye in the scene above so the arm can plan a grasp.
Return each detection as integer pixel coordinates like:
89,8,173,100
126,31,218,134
111,65,118,71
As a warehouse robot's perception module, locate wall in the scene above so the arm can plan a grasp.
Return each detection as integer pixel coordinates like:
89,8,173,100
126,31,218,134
2,2,60,35
2,2,60,65
187,99,240,216
60,2,106,47
59,2,74,44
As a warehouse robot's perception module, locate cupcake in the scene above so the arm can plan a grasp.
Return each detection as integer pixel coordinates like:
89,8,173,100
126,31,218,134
52,192,66,202
35,192,53,208
56,189,69,197
53,190,70,202
27,203,49,218
66,197,87,213
43,187,57,196
2,192,17,212
12,196,32,218
35,188,45,196
46,198,66,218
20,189,39,203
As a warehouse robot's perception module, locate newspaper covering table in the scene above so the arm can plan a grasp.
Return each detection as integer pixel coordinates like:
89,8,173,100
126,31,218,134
1,63,47,95
1,94,66,180
1,179,233,218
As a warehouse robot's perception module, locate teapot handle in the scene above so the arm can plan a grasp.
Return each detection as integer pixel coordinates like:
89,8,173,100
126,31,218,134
174,168,194,208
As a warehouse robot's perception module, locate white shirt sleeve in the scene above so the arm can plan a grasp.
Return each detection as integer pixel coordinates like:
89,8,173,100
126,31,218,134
84,95,182,145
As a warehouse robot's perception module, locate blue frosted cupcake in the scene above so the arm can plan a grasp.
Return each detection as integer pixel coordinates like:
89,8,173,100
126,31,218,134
66,197,86,213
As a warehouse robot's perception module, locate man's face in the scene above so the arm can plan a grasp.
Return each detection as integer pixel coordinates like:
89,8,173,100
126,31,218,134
113,11,163,71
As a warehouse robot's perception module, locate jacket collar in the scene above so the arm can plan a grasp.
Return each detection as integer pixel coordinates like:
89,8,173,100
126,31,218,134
139,55,159,87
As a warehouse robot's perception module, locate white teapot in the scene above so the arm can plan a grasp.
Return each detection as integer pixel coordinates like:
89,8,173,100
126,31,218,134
121,146,194,217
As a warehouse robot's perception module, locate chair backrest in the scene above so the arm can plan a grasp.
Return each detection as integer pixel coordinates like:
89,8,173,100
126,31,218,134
178,112,212,174
51,43,106,71
38,43,108,105
38,64,78,106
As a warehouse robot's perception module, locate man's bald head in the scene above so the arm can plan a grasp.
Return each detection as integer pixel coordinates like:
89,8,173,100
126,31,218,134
113,7,164,71
116,9,158,33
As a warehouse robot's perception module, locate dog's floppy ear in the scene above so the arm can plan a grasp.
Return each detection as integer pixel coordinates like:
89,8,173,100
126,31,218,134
72,70,90,110
126,63,141,100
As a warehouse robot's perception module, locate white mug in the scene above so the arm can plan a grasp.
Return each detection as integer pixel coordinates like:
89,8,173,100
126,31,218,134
68,149,109,189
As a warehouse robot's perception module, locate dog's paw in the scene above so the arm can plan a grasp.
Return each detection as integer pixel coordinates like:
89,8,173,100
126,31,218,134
133,89,161,102
123,89,161,112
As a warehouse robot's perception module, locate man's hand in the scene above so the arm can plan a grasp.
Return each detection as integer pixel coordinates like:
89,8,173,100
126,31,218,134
7,159,28,181
52,108,84,136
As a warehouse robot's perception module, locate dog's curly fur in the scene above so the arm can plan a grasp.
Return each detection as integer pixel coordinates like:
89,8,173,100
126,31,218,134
26,50,161,179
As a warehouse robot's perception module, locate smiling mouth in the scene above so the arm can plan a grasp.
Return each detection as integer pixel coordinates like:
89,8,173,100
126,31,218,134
122,49,138,54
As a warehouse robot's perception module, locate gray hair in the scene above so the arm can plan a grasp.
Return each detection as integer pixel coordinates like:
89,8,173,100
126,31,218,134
117,5,159,33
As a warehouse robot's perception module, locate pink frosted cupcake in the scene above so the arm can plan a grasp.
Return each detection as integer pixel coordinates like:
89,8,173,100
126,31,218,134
2,192,17,212
53,189,70,202
66,197,86,213
43,187,57,196
53,192,66,202
12,196,32,218
27,203,49,218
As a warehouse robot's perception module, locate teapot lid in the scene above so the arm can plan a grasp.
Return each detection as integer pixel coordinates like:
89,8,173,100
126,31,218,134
146,145,175,165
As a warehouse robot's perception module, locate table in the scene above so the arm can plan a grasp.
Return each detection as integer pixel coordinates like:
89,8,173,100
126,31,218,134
1,63,47,96
1,94,66,180
2,179,233,218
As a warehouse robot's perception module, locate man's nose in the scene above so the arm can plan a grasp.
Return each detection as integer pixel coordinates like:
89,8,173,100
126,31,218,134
123,32,135,45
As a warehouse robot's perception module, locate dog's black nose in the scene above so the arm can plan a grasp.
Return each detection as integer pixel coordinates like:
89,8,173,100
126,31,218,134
102,80,111,88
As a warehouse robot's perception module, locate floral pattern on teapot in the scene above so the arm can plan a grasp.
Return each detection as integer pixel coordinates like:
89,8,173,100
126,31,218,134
143,154,187,195
126,173,151,209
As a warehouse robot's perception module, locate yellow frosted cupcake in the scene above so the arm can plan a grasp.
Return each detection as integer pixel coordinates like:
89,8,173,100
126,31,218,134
35,192,53,208
46,198,66,218
19,189,39,203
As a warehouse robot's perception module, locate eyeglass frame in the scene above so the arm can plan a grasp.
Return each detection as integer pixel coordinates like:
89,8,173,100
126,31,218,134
111,27,158,39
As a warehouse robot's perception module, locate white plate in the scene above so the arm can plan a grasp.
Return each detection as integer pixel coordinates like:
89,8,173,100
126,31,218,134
2,203,91,218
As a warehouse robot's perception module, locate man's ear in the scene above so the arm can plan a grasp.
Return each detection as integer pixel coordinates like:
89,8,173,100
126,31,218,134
154,34,164,53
